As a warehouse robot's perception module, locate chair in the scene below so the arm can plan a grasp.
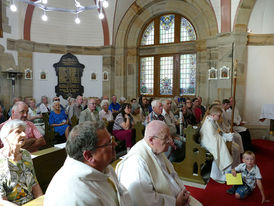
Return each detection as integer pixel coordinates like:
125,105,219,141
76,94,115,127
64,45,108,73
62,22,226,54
173,125,213,184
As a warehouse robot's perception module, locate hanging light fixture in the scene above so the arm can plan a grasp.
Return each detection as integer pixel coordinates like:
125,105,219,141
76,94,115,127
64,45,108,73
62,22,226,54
98,0,104,20
102,0,109,8
10,0,17,12
75,13,80,24
41,10,48,21
10,0,109,23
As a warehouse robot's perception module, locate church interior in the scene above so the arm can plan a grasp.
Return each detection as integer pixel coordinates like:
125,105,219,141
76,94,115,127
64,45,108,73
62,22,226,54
0,0,274,205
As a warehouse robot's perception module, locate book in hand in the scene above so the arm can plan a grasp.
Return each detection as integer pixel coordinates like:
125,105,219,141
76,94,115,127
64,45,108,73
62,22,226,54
226,173,243,185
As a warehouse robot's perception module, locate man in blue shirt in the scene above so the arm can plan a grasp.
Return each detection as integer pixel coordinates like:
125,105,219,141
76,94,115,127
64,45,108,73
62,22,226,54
109,95,120,112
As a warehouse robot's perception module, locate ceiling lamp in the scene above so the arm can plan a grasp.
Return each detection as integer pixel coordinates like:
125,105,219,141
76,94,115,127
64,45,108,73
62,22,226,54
10,0,109,23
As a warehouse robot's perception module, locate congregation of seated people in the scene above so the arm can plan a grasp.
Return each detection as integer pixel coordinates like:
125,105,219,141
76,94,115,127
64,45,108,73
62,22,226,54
0,94,253,205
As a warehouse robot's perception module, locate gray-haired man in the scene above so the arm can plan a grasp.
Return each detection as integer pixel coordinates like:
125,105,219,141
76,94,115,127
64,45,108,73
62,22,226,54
44,121,132,206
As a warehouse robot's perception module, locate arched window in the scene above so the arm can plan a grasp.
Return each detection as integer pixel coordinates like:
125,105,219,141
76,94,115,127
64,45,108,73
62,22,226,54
139,14,197,96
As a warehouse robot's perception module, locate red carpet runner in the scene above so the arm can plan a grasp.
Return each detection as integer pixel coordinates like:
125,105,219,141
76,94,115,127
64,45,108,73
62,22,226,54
186,139,274,206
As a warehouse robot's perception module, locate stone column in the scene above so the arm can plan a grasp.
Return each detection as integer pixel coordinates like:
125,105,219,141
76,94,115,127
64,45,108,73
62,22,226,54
17,50,33,98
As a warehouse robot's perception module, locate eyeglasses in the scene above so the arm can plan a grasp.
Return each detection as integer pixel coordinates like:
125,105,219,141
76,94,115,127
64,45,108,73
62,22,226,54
54,98,60,101
152,135,172,144
96,136,115,148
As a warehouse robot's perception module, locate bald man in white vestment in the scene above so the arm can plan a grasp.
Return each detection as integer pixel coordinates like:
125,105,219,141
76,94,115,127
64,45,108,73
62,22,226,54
44,121,132,206
116,120,202,206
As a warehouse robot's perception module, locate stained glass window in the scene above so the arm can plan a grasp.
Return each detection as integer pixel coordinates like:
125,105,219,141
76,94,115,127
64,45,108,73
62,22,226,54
139,14,197,96
160,15,175,44
141,21,154,45
160,57,173,95
180,17,196,41
140,57,154,95
180,54,196,95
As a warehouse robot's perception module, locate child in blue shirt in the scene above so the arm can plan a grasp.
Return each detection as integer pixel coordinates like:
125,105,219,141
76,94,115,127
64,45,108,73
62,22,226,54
227,151,268,204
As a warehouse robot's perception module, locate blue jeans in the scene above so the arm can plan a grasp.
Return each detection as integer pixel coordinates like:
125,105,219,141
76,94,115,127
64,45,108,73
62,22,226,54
235,183,252,198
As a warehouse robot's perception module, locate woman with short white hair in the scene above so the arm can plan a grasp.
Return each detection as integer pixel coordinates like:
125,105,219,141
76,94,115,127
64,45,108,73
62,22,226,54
49,101,70,142
0,119,43,205
99,100,113,121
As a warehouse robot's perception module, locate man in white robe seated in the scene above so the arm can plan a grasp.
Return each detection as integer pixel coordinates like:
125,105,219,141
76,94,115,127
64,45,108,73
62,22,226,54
44,121,132,206
200,106,233,182
116,120,202,206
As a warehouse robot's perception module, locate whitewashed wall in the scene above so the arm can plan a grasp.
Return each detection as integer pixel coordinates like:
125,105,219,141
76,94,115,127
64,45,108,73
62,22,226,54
245,46,274,126
248,0,274,34
33,52,102,106
244,0,274,126
30,1,104,46
231,0,240,31
210,0,221,33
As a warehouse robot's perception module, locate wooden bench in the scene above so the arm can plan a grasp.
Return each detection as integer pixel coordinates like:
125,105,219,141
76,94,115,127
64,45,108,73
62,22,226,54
42,113,67,146
70,114,78,129
23,195,44,206
134,121,145,142
173,126,212,184
42,113,55,148
32,147,67,193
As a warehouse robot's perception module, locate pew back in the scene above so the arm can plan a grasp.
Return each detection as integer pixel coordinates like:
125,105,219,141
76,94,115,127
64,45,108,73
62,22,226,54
32,147,67,193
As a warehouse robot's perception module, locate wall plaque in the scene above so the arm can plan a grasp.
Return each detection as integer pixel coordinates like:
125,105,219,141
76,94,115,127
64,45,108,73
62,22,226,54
54,53,84,99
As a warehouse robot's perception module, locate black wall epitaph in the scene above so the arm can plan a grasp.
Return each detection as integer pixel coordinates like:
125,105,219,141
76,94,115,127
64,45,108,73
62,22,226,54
54,53,84,99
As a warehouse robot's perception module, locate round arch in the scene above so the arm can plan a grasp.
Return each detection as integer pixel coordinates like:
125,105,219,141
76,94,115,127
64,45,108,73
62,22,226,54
112,0,218,97
233,0,256,32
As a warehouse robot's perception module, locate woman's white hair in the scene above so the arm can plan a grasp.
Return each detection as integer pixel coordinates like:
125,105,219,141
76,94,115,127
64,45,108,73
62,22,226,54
100,99,109,108
151,99,161,108
0,119,26,146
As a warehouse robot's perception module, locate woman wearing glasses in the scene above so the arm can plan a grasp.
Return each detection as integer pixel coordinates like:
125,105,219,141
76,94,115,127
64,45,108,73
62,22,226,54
112,103,136,152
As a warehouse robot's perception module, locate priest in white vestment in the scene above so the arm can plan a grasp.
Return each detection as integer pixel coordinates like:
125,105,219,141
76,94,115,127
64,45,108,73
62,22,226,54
44,121,132,206
116,120,202,206
200,106,233,182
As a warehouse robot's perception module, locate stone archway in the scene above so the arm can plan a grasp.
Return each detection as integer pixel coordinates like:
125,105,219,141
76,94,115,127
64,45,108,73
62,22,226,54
233,0,256,32
112,0,218,98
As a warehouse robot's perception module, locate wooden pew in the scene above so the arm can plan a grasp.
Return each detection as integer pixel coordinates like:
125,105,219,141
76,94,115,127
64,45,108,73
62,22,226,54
32,147,67,193
42,113,55,148
173,126,212,184
70,115,78,129
134,121,144,142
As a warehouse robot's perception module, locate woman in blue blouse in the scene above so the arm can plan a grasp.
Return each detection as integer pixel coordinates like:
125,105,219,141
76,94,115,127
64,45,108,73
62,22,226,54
49,101,70,142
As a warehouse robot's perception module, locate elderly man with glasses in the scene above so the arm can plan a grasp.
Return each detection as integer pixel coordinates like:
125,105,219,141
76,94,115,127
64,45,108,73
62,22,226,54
116,120,201,206
79,98,100,123
44,121,132,206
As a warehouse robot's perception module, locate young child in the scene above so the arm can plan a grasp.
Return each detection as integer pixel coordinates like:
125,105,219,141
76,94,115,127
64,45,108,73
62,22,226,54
227,151,268,204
